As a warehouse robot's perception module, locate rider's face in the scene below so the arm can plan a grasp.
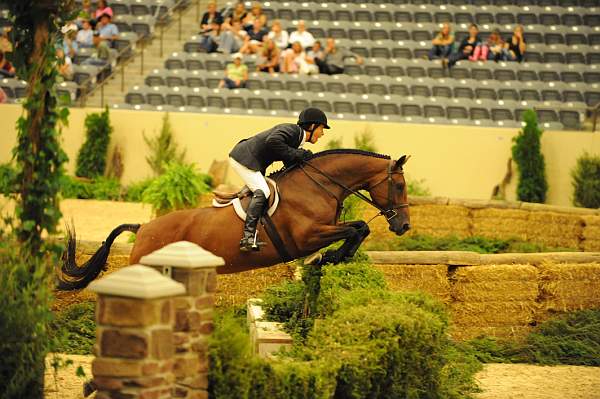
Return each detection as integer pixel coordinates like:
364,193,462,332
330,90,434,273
309,124,325,144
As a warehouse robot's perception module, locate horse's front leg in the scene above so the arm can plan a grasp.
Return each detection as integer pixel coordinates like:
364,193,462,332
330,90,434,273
303,221,370,265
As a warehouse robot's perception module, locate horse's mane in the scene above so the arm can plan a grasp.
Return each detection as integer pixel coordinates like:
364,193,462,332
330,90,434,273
268,149,391,179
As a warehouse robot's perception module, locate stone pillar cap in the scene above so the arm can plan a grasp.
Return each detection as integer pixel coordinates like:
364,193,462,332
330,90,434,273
88,265,186,299
140,241,225,269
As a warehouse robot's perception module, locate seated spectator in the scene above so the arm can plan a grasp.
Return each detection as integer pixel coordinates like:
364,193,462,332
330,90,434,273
307,40,324,61
94,0,113,21
200,1,223,33
289,20,315,50
96,12,119,48
268,20,289,50
217,20,247,54
257,37,280,74
200,21,222,53
223,1,247,30
76,19,94,48
0,27,12,54
315,38,363,75
429,23,454,60
219,53,248,89
240,19,268,54
471,29,504,62
61,23,79,58
243,2,267,28
56,48,74,81
0,50,16,77
282,41,318,74
504,25,526,62
77,0,93,28
445,23,480,69
83,32,110,67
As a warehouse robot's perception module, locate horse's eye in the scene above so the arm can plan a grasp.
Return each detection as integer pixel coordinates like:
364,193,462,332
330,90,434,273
395,183,404,191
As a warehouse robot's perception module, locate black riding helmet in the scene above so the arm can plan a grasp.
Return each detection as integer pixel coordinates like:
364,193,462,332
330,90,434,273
297,107,331,130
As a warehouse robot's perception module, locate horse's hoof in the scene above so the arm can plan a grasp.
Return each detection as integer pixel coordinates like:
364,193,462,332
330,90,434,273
304,252,322,266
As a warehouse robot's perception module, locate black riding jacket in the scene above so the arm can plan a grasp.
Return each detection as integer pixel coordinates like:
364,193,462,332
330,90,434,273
229,123,311,175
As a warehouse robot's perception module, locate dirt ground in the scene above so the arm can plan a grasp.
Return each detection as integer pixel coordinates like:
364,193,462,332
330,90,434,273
44,354,600,399
37,200,600,398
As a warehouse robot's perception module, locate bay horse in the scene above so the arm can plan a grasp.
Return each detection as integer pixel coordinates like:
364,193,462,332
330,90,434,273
58,149,410,290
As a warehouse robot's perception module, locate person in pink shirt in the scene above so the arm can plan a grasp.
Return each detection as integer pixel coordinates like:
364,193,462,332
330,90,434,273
94,0,114,20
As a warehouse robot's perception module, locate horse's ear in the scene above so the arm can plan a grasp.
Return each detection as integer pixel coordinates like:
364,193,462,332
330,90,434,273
394,155,410,170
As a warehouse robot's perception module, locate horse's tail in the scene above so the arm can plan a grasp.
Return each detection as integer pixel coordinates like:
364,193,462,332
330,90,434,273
56,223,141,291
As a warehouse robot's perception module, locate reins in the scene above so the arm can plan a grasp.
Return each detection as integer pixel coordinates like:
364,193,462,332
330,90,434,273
299,159,409,224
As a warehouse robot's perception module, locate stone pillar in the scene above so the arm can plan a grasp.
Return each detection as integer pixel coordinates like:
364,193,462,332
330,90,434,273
140,241,224,399
88,265,186,399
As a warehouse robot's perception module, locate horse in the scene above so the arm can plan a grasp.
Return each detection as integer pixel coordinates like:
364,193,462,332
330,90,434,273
57,149,411,290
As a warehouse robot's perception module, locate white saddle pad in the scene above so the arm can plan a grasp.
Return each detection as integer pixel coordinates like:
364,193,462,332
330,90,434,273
211,178,280,221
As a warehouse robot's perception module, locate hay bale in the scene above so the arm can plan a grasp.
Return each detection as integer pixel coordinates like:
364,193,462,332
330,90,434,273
525,211,582,249
582,215,600,252
471,208,529,240
373,264,450,302
453,281,538,302
450,300,537,327
538,262,600,281
449,325,531,341
453,264,538,282
215,264,295,308
409,204,471,238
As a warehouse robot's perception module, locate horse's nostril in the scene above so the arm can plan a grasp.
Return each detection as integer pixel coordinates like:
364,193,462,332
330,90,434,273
403,223,411,231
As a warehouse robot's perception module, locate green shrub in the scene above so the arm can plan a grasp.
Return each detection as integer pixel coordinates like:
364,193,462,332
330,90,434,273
142,162,211,215
124,178,155,202
144,113,186,176
353,127,377,152
512,110,548,203
0,162,17,195
76,107,113,179
408,178,432,196
51,302,96,355
60,175,92,199
325,137,343,150
571,152,600,209
60,175,121,201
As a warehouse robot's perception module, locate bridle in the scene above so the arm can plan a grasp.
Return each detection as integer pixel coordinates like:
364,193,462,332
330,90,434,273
299,159,409,223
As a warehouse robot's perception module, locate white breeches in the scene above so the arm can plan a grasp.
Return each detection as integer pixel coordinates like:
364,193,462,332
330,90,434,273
228,157,271,198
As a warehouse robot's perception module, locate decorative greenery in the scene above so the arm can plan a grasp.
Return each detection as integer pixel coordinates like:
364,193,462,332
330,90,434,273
0,162,17,195
362,234,575,253
142,162,211,215
353,126,377,152
51,302,96,355
325,137,343,150
60,175,122,201
76,107,113,179
571,152,600,209
408,178,432,196
124,178,155,202
512,110,548,203
144,113,186,176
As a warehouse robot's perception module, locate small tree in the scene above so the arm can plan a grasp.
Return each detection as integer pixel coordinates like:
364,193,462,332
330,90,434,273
572,152,600,209
512,110,548,203
75,107,112,178
144,113,186,176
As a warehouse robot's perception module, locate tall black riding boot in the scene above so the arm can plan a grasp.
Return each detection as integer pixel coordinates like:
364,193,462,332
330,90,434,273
240,189,268,252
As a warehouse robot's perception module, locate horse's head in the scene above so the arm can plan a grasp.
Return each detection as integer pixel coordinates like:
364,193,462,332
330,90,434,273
366,155,411,236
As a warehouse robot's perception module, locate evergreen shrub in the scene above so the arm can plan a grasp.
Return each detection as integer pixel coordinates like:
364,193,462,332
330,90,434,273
76,108,112,179
571,152,600,209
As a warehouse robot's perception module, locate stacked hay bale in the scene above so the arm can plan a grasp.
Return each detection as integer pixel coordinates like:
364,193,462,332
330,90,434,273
215,264,295,308
448,264,539,341
537,261,600,321
525,211,583,249
374,264,451,303
471,208,529,241
582,215,600,251
408,204,471,238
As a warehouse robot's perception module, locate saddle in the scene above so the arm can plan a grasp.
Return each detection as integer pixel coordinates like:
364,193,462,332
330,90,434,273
211,178,280,221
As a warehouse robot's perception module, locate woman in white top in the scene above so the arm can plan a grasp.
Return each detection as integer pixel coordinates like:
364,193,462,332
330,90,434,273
282,41,318,74
289,20,315,50
268,20,289,50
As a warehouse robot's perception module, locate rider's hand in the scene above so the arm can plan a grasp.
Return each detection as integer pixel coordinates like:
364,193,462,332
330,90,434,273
301,149,313,160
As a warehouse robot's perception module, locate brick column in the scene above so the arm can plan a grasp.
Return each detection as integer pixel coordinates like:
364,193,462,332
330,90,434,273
88,265,185,399
140,241,224,399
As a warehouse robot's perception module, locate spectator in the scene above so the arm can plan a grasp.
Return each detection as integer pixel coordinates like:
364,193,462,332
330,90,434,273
504,25,526,62
282,41,318,74
83,32,110,67
200,1,223,33
243,2,267,28
289,20,315,50
218,20,247,54
0,27,12,54
240,19,268,54
219,53,248,89
0,50,16,77
268,20,289,50
77,0,93,28
223,1,247,29
315,38,363,75
307,40,324,60
0,87,6,104
61,24,79,58
96,12,119,48
199,21,222,53
257,36,280,73
471,29,504,62
56,48,74,81
429,23,454,60
76,19,94,48
94,0,113,20
445,23,480,69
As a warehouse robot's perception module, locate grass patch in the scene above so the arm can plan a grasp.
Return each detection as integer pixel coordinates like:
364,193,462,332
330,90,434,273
51,302,96,355
364,234,575,253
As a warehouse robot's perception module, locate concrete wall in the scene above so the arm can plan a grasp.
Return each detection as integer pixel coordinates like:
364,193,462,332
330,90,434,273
1,104,599,206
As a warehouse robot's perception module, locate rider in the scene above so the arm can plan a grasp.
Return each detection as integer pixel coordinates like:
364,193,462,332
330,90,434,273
229,107,330,251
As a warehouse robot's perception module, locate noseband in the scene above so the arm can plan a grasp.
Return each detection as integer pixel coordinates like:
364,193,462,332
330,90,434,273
299,159,409,223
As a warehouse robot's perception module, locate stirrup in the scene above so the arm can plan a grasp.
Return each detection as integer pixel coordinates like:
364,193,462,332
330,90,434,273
240,231,265,252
